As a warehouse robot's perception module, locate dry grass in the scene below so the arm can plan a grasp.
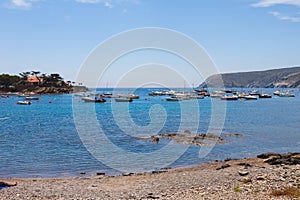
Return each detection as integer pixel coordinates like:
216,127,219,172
270,187,300,198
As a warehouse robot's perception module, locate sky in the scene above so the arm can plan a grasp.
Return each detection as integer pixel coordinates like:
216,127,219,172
1,0,300,87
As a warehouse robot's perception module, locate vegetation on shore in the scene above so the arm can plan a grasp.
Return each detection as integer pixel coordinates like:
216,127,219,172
0,71,87,94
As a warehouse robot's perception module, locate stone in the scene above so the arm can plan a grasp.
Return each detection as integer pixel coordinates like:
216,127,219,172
257,175,266,180
241,178,252,184
257,152,281,159
0,182,17,187
238,171,249,176
151,135,159,143
216,164,230,170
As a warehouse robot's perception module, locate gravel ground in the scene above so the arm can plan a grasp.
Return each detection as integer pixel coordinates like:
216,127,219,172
0,157,299,199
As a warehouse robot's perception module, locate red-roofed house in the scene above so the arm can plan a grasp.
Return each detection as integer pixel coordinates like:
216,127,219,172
27,76,43,85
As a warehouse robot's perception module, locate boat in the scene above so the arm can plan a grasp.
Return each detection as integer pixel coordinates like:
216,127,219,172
82,97,106,103
103,92,113,98
273,90,281,96
113,94,140,99
194,88,210,96
243,95,257,100
115,98,133,102
190,95,204,99
221,95,238,100
194,88,208,93
166,96,183,101
237,92,246,98
163,90,176,95
259,93,272,98
249,90,260,95
210,94,223,98
128,94,139,99
149,91,164,96
18,94,30,97
1,95,9,98
278,92,295,97
210,91,225,98
25,97,39,101
17,101,31,105
222,89,237,94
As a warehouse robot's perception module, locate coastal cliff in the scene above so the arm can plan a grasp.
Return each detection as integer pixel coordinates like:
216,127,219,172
200,66,300,88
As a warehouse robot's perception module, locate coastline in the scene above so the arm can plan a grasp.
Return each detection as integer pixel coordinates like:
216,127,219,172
1,154,299,199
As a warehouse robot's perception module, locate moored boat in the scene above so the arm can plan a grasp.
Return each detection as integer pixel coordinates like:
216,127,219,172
115,98,133,102
273,90,280,96
259,93,272,98
113,94,140,99
166,96,183,101
210,91,225,98
17,101,31,105
221,95,238,100
249,90,260,95
278,92,295,97
25,97,39,101
243,95,258,100
18,94,30,97
1,95,9,98
82,97,106,103
149,91,164,96
189,95,204,99
103,92,113,98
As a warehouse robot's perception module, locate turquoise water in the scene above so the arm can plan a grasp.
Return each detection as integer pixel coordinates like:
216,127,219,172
0,88,299,177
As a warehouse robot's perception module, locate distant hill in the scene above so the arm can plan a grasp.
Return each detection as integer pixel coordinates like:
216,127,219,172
200,67,300,88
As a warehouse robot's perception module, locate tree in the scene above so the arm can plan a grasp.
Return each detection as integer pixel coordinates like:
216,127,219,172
19,71,31,80
31,71,41,83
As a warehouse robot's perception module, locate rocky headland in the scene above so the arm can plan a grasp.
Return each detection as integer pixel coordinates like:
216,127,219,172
201,66,300,88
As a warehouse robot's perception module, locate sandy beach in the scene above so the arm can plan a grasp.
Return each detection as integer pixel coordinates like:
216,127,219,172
1,153,299,200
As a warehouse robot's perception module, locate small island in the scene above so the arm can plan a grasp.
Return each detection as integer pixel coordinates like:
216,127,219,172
0,71,88,95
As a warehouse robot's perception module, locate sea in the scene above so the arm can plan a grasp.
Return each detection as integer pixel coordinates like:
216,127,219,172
0,88,299,178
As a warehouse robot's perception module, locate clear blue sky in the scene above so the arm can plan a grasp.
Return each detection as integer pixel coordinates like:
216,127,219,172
1,0,300,87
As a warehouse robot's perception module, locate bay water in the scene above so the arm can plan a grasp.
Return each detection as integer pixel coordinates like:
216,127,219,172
0,88,299,177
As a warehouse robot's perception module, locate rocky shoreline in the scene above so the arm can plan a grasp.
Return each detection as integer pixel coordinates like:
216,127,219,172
0,152,299,199
0,85,88,95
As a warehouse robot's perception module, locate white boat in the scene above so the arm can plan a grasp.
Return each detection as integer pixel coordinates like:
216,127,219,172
149,91,164,96
273,91,280,96
1,95,9,98
279,92,295,97
163,90,176,95
210,94,223,98
243,95,257,100
113,94,140,99
190,95,204,99
115,98,133,102
17,101,31,105
259,93,272,98
166,96,183,101
18,94,30,97
221,95,238,100
249,90,260,95
82,97,106,103
210,91,225,98
25,96,39,101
